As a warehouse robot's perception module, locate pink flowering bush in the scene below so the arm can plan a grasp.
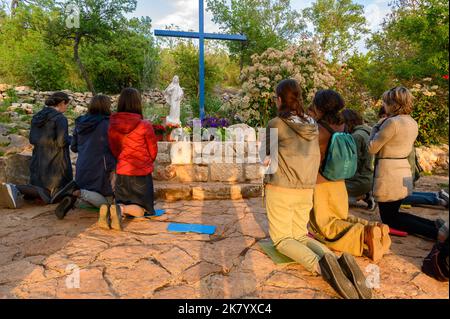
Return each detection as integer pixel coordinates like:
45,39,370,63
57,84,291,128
240,42,335,127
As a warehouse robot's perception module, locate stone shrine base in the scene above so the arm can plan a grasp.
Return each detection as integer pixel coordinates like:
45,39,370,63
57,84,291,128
0,175,448,299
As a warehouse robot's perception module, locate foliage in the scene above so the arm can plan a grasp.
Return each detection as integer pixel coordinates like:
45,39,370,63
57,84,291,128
366,0,449,84
240,42,336,127
82,17,159,93
0,1,159,94
409,79,449,145
207,0,305,68
304,0,368,62
157,42,224,99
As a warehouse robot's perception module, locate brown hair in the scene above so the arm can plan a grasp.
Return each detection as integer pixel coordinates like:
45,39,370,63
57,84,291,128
382,86,414,115
118,88,143,116
45,92,70,107
276,79,304,118
342,109,364,133
88,94,111,116
313,89,345,125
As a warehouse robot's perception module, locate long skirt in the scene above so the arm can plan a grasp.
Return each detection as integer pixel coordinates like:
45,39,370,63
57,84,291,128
309,181,366,257
114,174,155,214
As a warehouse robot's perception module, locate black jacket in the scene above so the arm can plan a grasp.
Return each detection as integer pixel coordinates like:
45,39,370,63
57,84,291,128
29,107,73,196
71,114,116,196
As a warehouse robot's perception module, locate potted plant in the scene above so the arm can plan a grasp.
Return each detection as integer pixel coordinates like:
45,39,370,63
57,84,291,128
165,123,181,142
153,124,167,142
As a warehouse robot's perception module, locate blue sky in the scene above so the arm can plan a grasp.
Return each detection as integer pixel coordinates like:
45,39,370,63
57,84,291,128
129,0,391,33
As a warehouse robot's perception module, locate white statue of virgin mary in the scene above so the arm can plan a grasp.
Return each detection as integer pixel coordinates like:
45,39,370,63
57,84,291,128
164,75,184,126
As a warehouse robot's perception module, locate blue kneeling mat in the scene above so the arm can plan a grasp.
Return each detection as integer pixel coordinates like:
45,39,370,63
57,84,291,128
127,209,166,219
167,223,216,235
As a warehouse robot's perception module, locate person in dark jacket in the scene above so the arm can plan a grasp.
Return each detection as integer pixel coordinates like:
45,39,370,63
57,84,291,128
0,92,72,209
342,109,376,211
104,88,158,231
54,95,116,220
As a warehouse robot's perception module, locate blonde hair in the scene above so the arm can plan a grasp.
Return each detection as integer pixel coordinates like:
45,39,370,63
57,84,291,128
382,86,414,115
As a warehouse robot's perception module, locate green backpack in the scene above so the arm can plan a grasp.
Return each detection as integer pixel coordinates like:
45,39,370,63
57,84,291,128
319,121,358,181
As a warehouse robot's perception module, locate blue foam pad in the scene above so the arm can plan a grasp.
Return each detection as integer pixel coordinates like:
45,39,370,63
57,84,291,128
167,223,216,235
127,209,166,219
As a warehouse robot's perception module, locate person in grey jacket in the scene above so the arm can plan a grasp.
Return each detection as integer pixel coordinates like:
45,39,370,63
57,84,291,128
369,86,440,240
261,79,370,300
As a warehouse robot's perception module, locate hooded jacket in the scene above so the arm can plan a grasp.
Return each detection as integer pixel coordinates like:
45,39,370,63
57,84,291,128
29,107,73,195
71,114,116,196
108,112,158,176
261,115,321,189
345,124,374,197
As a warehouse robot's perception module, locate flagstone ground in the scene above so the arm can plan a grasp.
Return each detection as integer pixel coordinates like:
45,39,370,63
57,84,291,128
0,175,448,299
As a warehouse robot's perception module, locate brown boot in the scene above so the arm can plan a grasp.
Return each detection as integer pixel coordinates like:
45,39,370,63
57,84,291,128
364,225,384,262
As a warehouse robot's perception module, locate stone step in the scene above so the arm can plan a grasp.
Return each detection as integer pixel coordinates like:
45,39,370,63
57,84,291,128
154,182,263,201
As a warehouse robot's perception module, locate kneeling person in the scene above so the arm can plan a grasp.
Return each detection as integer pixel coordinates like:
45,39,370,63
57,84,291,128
54,95,116,219
105,88,158,231
1,92,72,209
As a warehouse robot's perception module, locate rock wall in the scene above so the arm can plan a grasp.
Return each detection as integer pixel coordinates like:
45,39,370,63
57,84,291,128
416,144,449,174
0,85,167,113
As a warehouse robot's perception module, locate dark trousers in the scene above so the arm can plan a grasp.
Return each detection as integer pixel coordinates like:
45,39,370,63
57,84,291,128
16,185,51,204
378,200,438,240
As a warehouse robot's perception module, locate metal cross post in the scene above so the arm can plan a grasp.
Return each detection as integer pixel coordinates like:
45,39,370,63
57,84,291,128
154,0,247,121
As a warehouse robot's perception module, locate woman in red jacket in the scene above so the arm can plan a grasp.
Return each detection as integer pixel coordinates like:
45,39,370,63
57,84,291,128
103,88,158,231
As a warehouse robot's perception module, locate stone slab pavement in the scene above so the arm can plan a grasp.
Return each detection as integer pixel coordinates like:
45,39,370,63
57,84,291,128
0,176,448,299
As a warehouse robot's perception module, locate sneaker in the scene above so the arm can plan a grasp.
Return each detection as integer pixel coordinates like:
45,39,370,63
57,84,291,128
51,181,79,204
0,183,22,209
319,253,360,299
438,190,449,208
109,204,123,231
363,193,377,211
98,205,111,230
55,196,76,220
364,225,384,262
338,253,372,299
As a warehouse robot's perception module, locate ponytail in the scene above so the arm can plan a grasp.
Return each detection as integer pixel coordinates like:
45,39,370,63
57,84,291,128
276,79,305,118
45,92,70,107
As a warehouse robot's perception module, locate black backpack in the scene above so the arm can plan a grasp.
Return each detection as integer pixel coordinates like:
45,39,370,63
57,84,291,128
422,238,449,282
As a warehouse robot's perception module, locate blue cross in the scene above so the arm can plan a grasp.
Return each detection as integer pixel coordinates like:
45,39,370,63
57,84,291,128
154,0,247,121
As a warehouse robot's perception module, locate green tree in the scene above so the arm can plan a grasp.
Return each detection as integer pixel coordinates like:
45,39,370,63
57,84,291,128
163,42,222,99
0,4,68,90
83,17,160,93
367,0,449,81
207,0,305,69
303,0,368,62
46,0,138,94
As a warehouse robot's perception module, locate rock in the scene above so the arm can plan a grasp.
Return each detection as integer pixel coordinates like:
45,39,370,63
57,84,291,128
157,246,196,276
174,165,209,182
73,105,88,114
155,153,171,164
1,135,32,156
105,259,171,298
245,164,265,181
181,262,223,284
153,165,177,181
0,84,12,92
154,183,192,201
2,152,31,185
170,142,192,164
210,163,244,182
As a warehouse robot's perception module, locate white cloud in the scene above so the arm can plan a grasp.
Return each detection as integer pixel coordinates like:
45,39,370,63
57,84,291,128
365,1,390,31
153,0,219,32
